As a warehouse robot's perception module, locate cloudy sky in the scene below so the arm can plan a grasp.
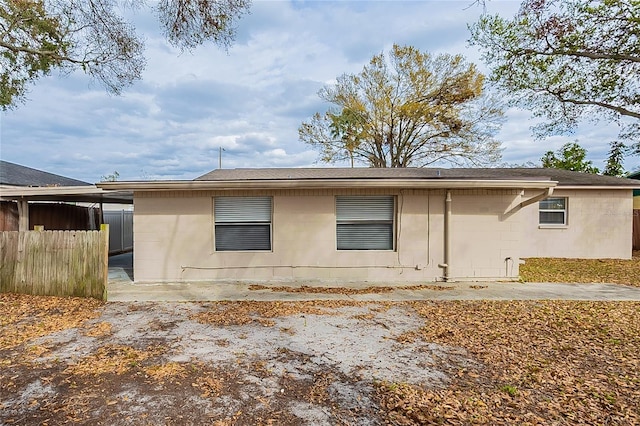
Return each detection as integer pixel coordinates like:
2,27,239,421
1,0,638,183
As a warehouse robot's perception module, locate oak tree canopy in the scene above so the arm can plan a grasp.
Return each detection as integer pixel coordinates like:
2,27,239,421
299,44,504,168
469,0,640,149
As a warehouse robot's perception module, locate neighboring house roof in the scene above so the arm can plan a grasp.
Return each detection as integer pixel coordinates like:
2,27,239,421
0,160,90,187
0,161,132,204
195,167,640,187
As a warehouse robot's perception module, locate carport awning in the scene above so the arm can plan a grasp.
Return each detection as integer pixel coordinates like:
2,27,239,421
0,185,133,204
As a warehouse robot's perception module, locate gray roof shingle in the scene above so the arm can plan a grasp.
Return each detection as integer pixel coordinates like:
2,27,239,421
195,167,639,187
0,160,91,187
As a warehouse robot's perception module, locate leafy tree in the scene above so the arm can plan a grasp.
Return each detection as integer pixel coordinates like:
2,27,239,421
603,140,627,177
0,0,250,110
540,141,599,174
101,171,120,182
299,44,504,168
469,0,640,148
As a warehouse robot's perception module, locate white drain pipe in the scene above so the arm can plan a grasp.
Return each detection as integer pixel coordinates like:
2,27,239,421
438,190,452,281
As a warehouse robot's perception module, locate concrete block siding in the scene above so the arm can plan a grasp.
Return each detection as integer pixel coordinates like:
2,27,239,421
133,188,527,283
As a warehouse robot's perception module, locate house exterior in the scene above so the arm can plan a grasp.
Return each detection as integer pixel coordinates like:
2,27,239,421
98,168,638,283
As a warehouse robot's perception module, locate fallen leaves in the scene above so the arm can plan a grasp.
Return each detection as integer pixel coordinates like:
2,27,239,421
520,251,640,287
0,293,103,349
64,344,162,376
248,284,453,294
2,294,639,424
380,301,640,424
191,300,388,326
83,321,112,337
143,362,188,382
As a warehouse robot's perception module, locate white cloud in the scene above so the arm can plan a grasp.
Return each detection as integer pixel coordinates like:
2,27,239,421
1,0,638,182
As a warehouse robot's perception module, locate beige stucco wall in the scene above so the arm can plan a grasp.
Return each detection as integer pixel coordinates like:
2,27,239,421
449,189,524,280
132,188,525,283
520,189,633,259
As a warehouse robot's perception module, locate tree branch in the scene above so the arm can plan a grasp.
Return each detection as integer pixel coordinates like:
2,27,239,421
547,89,640,119
522,48,640,63
0,40,87,65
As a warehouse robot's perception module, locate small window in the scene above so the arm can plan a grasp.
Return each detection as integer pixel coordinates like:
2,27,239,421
214,196,272,251
539,197,567,225
336,196,394,250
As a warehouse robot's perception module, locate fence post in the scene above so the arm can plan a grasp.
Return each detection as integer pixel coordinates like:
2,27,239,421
120,209,125,253
101,223,109,300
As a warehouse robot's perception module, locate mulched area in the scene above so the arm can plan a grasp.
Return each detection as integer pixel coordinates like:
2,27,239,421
520,250,640,287
2,293,639,424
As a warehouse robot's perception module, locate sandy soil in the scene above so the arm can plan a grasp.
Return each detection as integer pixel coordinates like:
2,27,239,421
1,301,469,425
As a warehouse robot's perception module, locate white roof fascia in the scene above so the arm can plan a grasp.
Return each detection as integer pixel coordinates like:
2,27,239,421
555,185,639,190
97,179,558,191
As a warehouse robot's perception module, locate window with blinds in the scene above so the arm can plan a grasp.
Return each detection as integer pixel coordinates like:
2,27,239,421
214,196,272,251
539,197,567,225
336,196,394,250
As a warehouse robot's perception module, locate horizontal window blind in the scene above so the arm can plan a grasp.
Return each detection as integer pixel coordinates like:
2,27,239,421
539,211,565,224
214,196,272,222
539,198,565,211
215,225,271,251
214,196,272,251
336,196,394,250
337,224,393,250
336,196,394,222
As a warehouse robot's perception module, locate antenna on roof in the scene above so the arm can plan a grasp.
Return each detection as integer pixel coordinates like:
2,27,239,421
218,147,226,169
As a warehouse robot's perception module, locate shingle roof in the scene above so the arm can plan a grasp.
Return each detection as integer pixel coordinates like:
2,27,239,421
195,167,639,187
0,160,91,187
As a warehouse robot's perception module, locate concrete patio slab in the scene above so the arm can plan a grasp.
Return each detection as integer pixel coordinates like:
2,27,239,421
107,252,640,302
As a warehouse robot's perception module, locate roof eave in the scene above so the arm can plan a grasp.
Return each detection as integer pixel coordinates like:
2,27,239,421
97,179,558,191
555,185,639,190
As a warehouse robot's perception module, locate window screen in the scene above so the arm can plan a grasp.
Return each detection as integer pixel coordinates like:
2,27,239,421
539,197,567,225
214,196,272,251
336,196,394,250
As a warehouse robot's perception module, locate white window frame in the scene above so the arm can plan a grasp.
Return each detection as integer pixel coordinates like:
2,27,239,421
336,195,395,251
539,197,568,227
214,196,272,251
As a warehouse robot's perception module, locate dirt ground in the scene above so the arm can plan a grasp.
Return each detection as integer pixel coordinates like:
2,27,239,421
1,294,639,425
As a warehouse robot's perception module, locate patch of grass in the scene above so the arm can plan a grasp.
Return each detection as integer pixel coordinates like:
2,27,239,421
500,384,518,397
520,251,640,287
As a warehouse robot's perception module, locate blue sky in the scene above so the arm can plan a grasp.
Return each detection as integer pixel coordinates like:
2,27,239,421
1,0,638,183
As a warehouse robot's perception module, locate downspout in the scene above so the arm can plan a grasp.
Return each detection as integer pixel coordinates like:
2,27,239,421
438,190,452,281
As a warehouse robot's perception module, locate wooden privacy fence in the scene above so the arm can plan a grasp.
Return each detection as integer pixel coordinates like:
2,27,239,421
0,225,109,300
